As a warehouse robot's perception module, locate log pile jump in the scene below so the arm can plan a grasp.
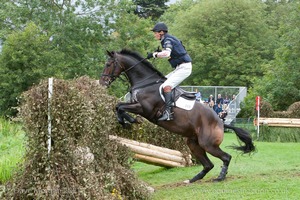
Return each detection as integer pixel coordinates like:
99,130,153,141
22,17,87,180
109,135,192,168
254,118,300,128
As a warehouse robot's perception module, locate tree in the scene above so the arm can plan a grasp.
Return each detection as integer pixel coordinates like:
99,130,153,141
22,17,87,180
0,0,156,116
0,23,64,116
250,1,300,111
133,0,169,20
163,0,274,88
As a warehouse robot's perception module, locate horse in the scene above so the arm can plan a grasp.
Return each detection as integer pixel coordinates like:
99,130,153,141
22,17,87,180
99,49,255,183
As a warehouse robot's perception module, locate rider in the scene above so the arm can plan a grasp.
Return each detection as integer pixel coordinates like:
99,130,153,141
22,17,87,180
147,22,192,121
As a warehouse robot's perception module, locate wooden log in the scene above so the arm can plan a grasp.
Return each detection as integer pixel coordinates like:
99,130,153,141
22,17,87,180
109,135,192,167
254,118,300,127
134,154,185,168
109,135,184,157
118,141,187,164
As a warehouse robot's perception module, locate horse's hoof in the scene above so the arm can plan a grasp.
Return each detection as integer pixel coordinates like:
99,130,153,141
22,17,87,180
135,115,143,123
122,122,132,129
183,180,190,184
212,177,225,182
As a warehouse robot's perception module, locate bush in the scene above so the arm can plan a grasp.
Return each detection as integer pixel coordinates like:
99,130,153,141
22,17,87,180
2,77,150,200
257,101,300,142
260,101,274,117
3,76,190,199
287,102,300,118
260,101,300,118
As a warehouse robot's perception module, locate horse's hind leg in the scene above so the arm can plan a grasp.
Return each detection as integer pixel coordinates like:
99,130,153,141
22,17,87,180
186,137,214,183
206,146,232,182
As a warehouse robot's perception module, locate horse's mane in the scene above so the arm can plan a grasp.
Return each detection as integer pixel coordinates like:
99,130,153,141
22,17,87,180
119,49,165,78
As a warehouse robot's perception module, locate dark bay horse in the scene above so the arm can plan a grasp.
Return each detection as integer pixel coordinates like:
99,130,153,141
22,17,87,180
100,49,255,183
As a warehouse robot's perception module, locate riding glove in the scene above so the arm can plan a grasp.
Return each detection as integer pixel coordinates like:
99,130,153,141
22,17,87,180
147,52,153,59
146,52,158,59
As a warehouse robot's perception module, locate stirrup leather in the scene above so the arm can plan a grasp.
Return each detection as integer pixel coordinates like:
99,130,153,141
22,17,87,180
158,110,174,121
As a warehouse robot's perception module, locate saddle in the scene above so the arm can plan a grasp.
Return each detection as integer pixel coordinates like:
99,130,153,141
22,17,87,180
172,87,197,101
159,85,197,110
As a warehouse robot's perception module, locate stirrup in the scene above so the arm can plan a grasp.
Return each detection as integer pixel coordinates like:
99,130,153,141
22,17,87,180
158,110,174,121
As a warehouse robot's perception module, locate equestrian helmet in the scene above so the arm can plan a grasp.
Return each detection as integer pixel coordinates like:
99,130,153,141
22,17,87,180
151,22,168,32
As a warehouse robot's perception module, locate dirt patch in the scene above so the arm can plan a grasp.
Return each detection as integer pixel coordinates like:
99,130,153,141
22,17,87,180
154,176,237,190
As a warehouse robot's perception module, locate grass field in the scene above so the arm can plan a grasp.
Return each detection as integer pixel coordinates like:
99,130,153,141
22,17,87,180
0,118,25,184
1,119,299,199
133,133,300,200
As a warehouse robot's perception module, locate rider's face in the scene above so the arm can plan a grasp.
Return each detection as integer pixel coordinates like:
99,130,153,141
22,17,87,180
153,31,163,40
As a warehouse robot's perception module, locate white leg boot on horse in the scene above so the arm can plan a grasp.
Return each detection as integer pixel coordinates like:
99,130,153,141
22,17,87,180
158,86,174,121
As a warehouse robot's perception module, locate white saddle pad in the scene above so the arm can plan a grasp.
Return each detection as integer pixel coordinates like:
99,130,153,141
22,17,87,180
159,85,195,111
175,96,196,110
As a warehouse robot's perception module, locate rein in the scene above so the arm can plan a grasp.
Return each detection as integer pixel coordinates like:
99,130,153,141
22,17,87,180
121,58,165,90
124,58,147,73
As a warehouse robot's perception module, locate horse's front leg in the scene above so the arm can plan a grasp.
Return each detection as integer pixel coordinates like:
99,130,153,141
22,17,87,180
116,102,143,127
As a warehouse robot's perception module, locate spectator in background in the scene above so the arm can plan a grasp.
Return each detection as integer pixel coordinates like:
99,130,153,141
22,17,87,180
223,95,230,104
214,102,223,115
219,104,228,122
231,94,236,101
216,94,224,105
214,103,228,122
208,94,214,103
195,89,202,102
208,95,214,108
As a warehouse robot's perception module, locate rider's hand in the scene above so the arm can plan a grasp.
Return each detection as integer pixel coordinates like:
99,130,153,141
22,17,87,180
147,52,153,59
147,52,158,59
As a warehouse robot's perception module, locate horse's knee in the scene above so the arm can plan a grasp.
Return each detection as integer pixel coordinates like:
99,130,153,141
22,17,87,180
115,103,122,112
186,137,198,147
203,163,214,172
122,112,136,123
223,154,232,166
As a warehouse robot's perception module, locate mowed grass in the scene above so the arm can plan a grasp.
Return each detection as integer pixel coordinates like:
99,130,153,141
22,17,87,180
1,119,299,199
0,118,25,184
133,133,300,200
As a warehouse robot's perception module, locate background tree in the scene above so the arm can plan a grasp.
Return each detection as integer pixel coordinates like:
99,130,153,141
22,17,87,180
133,0,169,20
1,0,300,117
0,0,155,116
163,0,274,88
0,23,64,116
243,1,300,112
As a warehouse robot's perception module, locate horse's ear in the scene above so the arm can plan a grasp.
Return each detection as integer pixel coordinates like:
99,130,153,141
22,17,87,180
106,50,114,58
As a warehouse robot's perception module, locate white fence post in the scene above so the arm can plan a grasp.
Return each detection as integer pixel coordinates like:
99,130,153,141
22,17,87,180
48,78,53,156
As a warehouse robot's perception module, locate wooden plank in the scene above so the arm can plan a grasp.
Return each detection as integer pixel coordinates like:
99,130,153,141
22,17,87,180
109,135,185,157
134,154,185,168
254,118,300,127
109,135,192,167
118,141,187,163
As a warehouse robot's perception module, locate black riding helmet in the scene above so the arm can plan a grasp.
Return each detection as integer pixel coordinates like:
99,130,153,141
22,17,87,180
151,22,168,32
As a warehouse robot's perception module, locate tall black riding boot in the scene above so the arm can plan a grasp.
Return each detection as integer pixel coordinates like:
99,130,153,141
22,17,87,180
158,91,174,121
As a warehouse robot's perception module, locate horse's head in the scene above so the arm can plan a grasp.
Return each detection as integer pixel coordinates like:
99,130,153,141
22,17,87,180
100,49,165,87
99,50,124,87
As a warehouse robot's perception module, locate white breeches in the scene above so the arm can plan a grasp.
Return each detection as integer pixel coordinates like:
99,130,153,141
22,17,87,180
162,62,192,89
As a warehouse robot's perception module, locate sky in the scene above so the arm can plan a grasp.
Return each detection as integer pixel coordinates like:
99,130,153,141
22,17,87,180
167,0,178,5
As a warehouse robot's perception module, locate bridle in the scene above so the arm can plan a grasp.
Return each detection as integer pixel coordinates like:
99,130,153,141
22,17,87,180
101,59,123,85
101,55,146,85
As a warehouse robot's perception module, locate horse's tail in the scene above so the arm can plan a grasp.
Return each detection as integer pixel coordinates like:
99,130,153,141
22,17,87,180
224,124,255,154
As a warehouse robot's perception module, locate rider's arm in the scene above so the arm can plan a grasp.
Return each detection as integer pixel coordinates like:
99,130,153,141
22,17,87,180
153,48,171,58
